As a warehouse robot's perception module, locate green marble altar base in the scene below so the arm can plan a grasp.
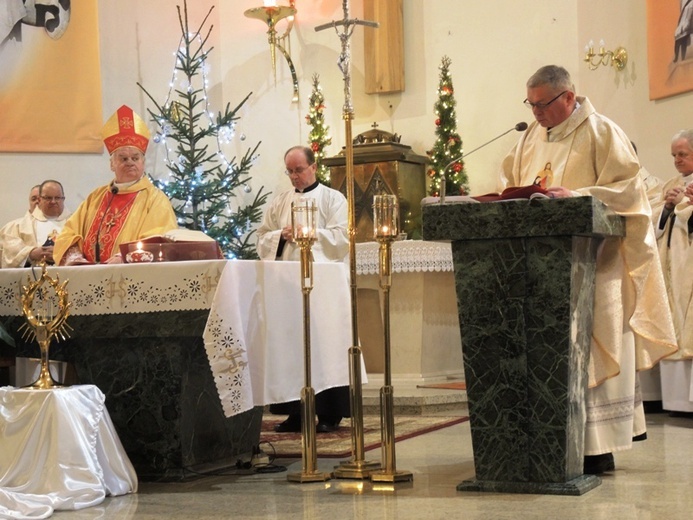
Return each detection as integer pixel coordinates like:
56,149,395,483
457,474,601,496
5,310,262,481
422,197,624,495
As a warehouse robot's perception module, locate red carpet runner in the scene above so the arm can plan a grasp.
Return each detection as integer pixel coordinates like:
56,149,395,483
260,415,469,458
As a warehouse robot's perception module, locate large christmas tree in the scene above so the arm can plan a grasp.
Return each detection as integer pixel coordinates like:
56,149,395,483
139,2,268,259
306,73,332,186
427,56,469,197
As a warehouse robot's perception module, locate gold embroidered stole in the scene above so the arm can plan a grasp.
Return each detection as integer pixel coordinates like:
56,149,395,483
83,191,138,262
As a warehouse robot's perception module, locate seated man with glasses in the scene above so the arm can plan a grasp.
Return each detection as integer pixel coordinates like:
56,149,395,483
256,145,350,433
1,180,70,267
499,64,677,475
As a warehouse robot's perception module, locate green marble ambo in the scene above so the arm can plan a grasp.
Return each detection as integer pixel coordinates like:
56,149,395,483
423,197,624,495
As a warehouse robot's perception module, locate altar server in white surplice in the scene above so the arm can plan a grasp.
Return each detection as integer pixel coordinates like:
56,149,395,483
256,146,348,263
1,180,69,267
0,185,39,264
256,145,350,434
651,129,693,415
500,65,677,475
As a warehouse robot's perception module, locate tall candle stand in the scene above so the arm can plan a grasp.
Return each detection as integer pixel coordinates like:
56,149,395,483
18,261,72,389
370,195,413,483
287,198,331,483
316,0,381,480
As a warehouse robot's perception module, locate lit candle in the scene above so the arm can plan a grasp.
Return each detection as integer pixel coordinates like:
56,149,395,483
373,194,398,239
291,198,317,241
263,0,277,7
126,241,154,263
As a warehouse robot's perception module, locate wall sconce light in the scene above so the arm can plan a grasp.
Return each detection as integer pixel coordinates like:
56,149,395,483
584,39,628,71
244,0,299,102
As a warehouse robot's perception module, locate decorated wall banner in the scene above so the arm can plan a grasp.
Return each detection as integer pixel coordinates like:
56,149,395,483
647,0,693,100
0,0,102,153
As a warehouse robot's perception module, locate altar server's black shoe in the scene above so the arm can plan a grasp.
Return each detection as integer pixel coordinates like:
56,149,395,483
274,415,301,433
316,416,341,433
583,453,615,474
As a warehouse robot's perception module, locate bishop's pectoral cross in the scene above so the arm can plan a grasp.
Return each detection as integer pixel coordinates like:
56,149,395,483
103,212,119,232
101,195,136,233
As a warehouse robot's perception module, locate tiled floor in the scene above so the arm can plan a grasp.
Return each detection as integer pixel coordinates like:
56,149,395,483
58,401,693,520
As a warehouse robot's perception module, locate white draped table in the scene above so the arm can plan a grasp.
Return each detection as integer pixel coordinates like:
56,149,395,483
354,240,464,383
0,260,355,419
0,385,137,519
203,260,356,417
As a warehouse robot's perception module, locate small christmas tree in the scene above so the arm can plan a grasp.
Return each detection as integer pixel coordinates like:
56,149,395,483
305,73,332,186
138,1,268,259
427,56,469,196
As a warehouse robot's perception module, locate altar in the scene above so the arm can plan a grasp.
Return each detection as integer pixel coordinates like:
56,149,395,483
0,259,353,480
355,240,463,384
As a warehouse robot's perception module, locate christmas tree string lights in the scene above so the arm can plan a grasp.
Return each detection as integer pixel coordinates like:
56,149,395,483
138,1,268,259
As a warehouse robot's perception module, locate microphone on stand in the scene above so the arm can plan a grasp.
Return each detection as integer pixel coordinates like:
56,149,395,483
439,121,528,204
94,185,119,263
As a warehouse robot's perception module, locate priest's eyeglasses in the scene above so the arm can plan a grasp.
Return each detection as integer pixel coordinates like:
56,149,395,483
41,196,65,202
285,165,314,176
523,91,568,110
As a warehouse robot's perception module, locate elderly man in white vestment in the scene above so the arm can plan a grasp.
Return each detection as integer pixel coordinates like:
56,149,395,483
1,180,69,267
500,65,678,474
256,145,350,433
651,129,693,415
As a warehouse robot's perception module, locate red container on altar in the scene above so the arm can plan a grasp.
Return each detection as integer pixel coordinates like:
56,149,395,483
119,235,223,263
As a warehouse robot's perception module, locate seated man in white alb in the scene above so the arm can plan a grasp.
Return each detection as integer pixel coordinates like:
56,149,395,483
0,184,39,264
1,180,69,267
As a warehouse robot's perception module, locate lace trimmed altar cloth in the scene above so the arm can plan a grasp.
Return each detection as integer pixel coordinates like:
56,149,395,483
0,260,357,420
355,240,453,275
0,260,226,316
204,260,359,418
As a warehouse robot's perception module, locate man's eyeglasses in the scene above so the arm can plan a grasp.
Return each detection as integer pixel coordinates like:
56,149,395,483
41,196,65,202
284,165,314,176
523,91,568,110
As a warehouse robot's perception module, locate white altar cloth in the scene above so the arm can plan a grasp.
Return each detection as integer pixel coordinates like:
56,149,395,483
353,241,463,381
0,260,356,420
0,260,226,316
355,240,453,275
0,385,137,519
204,260,357,417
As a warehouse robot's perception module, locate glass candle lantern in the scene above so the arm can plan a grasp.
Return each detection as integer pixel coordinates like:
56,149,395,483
291,197,317,241
373,194,398,239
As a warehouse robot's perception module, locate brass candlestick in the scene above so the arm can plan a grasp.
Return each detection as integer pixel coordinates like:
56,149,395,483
370,195,413,483
287,198,331,483
18,262,72,389
316,0,381,480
